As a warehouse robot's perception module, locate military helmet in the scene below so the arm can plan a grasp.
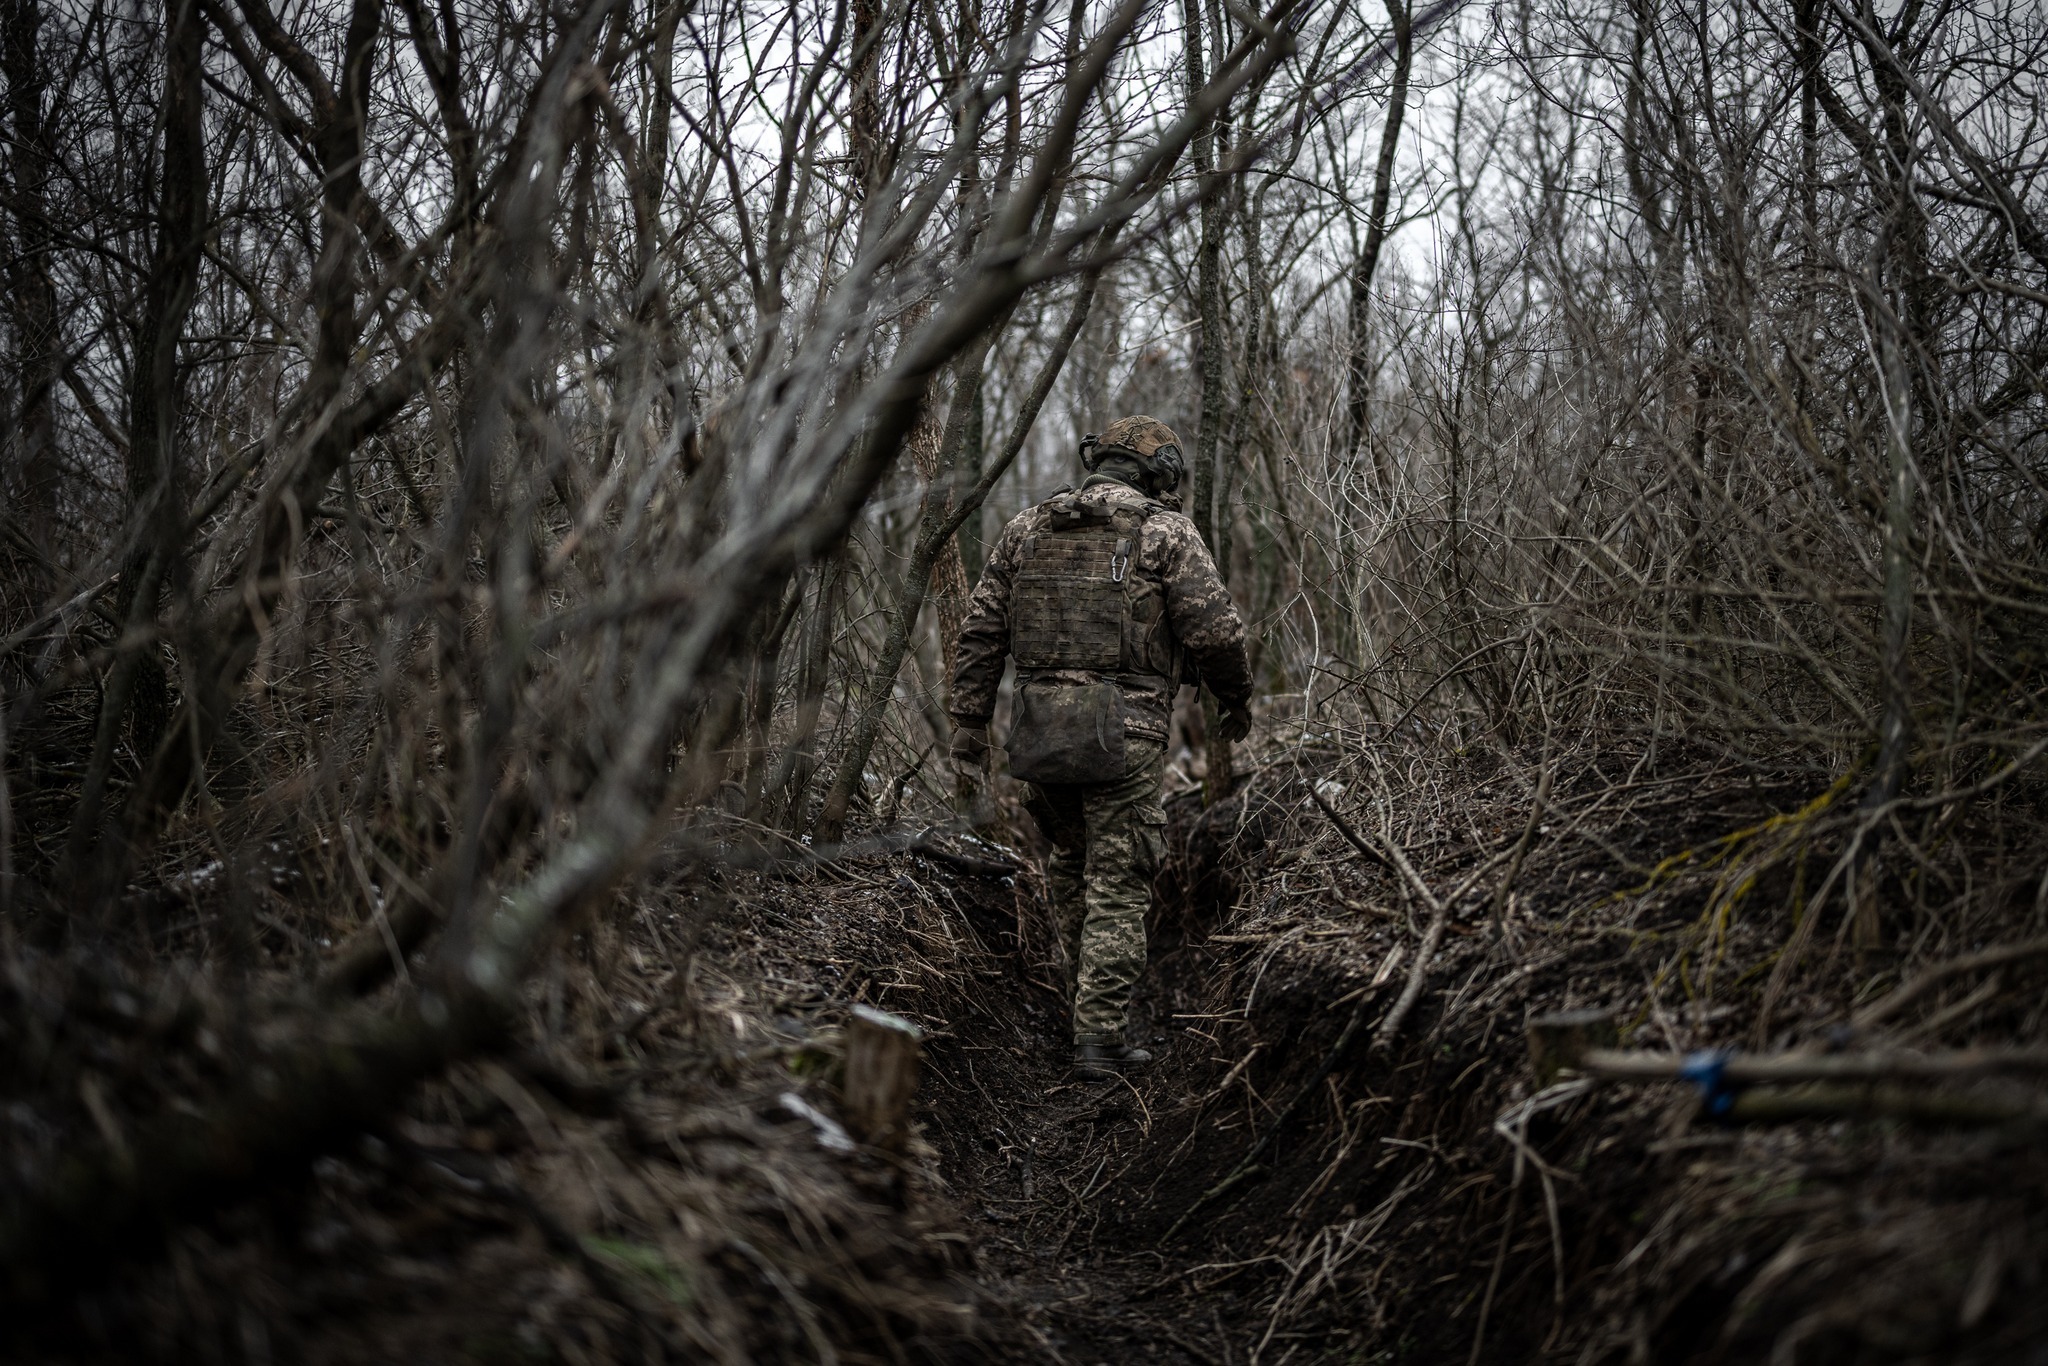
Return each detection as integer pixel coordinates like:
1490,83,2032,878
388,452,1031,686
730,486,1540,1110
1079,414,1185,494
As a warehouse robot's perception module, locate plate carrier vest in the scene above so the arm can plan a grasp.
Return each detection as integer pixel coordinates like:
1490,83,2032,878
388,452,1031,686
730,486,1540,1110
1008,489,1179,683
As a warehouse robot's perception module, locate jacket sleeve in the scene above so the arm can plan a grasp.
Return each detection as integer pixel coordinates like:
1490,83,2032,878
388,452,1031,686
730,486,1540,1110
949,513,1026,727
1159,517,1253,711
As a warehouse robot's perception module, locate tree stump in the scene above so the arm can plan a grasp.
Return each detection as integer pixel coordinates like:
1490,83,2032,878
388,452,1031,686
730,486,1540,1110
1527,1008,1618,1086
842,1005,923,1152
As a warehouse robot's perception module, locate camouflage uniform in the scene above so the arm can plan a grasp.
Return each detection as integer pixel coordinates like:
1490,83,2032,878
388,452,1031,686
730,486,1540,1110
1024,741,1167,1040
952,471,1252,1044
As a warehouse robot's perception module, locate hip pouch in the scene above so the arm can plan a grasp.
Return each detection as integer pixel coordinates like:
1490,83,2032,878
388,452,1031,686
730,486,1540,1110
1006,678,1126,784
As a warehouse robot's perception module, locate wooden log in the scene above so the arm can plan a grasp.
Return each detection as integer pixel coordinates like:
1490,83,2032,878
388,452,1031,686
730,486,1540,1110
1723,1084,2048,1128
1526,1009,1618,1086
842,1005,923,1152
1540,1043,2048,1129
1579,1045,2048,1085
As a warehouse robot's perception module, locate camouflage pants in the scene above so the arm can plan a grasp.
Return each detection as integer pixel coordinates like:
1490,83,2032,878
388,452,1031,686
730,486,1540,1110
1023,741,1168,1043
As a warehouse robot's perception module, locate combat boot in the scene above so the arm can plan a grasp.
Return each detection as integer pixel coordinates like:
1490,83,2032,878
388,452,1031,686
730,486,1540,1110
1073,1037,1153,1083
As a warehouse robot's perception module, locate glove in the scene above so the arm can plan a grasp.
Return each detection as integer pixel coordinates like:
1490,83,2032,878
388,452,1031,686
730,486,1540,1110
1218,704,1253,744
950,725,990,777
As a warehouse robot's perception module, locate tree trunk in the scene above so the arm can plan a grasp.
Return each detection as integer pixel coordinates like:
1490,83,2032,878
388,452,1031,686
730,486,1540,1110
920,387,972,704
955,367,987,585
1183,0,1222,555
1345,0,1412,484
65,0,208,901
1853,10,1927,955
1183,0,1239,804
776,555,846,832
1,0,60,609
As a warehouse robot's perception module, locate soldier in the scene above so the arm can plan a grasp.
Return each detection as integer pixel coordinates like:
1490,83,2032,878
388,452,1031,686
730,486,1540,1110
949,416,1253,1082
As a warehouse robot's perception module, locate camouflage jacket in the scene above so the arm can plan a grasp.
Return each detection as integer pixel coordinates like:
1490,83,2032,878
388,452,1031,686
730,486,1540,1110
951,476,1252,743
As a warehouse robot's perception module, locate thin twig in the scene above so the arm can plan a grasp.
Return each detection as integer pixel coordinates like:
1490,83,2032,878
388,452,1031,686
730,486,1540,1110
1309,785,1390,869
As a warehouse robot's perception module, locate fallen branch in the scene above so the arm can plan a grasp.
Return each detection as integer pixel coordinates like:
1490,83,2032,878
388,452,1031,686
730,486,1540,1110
1309,785,1390,869
1487,757,1552,936
1374,843,1514,1049
1307,785,1462,1045
1852,934,2048,1030
1579,1045,2048,1085
1721,1084,2048,1127
1373,876,1449,1049
1529,1028,2048,1128
661,821,1023,881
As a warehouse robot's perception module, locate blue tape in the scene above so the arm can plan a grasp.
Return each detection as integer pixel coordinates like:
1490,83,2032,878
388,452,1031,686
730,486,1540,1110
1679,1048,1740,1118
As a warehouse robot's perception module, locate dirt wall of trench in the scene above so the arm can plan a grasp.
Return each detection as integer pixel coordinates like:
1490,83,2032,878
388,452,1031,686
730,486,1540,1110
905,749,2048,1365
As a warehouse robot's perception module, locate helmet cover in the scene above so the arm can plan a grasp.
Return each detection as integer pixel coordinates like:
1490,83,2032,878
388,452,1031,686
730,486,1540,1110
1084,414,1185,493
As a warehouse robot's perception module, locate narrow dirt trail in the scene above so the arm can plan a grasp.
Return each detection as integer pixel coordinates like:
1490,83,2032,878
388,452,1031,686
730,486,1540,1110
901,817,1366,1366
922,957,1250,1365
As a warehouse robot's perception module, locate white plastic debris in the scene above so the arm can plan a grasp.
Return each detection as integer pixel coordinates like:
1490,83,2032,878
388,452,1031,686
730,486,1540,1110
778,1092,856,1152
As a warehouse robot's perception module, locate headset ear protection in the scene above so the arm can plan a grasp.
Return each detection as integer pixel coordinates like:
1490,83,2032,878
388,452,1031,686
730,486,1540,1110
1146,442,1185,492
1079,428,1182,494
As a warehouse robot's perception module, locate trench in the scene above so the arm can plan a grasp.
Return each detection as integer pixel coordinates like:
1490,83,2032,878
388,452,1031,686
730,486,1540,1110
901,779,1584,1366
882,758,2048,1366
11,752,2044,1363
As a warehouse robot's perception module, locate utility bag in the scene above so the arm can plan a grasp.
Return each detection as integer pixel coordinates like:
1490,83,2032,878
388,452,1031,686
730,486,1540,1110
1005,678,1126,784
